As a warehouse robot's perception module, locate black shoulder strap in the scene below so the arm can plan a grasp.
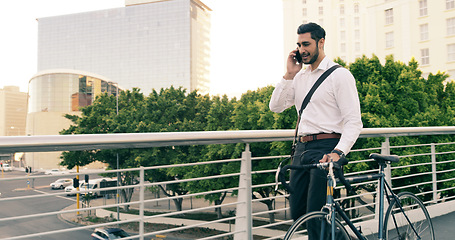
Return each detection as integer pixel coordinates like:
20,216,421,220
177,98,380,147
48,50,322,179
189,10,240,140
298,64,342,116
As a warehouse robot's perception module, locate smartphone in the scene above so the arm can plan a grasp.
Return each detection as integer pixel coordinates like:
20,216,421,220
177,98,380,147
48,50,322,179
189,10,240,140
294,50,302,63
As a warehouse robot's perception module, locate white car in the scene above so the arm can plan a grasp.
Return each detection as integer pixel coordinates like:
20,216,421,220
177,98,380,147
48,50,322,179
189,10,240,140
44,169,67,175
65,181,84,196
1,163,12,172
50,178,73,189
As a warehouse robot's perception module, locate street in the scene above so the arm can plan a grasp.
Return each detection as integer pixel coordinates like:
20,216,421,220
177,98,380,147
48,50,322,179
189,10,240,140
0,170,95,240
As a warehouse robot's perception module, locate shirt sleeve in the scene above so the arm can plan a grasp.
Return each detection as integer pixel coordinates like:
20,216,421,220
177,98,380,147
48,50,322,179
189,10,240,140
269,78,296,113
332,68,363,155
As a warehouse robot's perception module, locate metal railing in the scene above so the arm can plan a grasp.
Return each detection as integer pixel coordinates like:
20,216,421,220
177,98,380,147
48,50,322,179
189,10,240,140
0,126,455,239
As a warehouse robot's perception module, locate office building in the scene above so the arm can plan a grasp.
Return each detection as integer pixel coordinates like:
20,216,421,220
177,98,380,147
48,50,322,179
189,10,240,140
0,86,27,166
29,0,210,169
0,86,27,136
283,0,455,79
25,69,118,170
37,0,211,95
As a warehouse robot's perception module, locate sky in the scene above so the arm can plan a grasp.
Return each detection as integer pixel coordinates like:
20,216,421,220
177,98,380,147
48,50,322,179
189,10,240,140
0,0,284,98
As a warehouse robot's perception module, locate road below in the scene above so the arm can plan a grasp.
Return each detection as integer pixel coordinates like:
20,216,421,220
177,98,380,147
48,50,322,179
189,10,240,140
0,171,95,239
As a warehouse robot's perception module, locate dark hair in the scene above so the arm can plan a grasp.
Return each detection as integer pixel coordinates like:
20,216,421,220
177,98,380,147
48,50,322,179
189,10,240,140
297,22,326,42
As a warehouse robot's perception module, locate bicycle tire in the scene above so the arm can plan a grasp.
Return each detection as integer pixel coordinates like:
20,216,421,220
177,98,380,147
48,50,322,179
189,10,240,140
284,211,351,240
383,192,435,240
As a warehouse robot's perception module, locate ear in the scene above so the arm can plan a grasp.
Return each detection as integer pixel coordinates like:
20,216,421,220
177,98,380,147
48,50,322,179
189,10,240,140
319,38,325,50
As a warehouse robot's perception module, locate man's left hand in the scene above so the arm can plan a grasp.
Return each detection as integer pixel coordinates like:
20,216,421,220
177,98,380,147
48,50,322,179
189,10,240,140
319,153,340,163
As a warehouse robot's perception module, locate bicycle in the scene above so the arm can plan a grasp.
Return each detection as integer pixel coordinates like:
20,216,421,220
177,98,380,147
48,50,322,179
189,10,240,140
275,153,435,240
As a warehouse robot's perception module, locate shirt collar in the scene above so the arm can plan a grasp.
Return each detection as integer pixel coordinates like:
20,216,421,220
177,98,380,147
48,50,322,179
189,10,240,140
304,56,330,73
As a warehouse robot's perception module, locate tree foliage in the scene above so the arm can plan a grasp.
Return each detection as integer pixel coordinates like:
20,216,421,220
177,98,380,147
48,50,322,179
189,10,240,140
60,55,455,219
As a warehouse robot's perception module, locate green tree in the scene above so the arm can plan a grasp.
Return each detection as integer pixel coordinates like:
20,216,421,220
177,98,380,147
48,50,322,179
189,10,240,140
60,88,147,210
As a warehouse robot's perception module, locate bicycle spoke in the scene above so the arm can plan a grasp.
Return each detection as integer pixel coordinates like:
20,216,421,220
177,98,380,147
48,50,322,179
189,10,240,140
384,192,434,240
284,211,350,240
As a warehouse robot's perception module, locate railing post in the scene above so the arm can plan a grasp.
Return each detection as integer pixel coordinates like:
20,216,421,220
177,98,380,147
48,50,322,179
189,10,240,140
139,166,145,240
381,138,392,185
234,143,253,240
375,138,391,222
431,143,438,202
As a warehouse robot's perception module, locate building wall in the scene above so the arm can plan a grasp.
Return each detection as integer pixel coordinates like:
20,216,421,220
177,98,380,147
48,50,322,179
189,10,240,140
25,70,116,170
283,0,455,80
37,0,211,95
0,86,27,136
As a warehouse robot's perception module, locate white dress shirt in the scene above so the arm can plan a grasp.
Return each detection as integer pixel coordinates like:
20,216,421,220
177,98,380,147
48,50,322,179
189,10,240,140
269,56,363,155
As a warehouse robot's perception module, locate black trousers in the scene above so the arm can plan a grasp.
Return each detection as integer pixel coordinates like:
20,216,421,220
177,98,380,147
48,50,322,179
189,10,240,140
289,138,339,221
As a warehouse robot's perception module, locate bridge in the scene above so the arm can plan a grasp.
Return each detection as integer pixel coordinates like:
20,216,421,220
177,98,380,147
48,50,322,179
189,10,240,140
0,127,455,239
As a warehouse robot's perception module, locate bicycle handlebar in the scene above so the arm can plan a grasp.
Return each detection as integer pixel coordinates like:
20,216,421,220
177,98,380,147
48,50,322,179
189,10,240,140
275,157,353,194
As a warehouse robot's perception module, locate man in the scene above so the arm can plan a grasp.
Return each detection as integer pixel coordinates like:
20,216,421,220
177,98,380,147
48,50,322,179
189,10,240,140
269,22,363,222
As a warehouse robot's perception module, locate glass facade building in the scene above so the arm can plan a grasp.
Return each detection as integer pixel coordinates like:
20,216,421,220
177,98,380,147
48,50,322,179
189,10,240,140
26,70,117,170
37,0,211,95
28,70,118,114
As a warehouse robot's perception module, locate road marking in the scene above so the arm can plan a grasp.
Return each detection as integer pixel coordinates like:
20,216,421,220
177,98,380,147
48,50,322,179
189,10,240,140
13,185,49,191
32,189,78,202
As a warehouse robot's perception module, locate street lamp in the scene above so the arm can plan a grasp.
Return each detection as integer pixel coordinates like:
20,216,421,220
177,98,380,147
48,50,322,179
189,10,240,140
111,81,121,222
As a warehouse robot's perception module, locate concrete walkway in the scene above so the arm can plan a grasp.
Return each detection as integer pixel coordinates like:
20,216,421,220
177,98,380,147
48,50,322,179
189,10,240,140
59,195,288,239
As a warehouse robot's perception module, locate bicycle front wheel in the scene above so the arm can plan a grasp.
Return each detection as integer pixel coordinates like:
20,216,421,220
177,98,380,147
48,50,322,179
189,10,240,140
284,211,350,240
384,192,435,240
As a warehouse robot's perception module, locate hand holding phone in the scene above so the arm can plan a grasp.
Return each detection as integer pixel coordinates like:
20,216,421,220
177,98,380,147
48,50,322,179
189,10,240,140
294,50,302,63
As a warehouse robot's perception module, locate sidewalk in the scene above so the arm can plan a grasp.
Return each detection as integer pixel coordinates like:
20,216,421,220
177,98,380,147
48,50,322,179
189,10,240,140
59,193,288,239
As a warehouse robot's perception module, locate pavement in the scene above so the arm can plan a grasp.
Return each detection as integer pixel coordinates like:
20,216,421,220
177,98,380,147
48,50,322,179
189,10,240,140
59,191,289,239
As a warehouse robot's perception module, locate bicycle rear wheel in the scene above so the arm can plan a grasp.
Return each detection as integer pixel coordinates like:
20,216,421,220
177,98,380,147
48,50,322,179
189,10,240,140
284,211,350,240
384,192,434,240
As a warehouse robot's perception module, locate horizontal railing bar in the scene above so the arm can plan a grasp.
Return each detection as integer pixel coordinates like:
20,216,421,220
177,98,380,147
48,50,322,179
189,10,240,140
3,216,139,240
2,127,455,240
391,161,432,170
2,127,455,154
436,176,455,183
391,171,431,180
436,169,455,175
436,159,455,164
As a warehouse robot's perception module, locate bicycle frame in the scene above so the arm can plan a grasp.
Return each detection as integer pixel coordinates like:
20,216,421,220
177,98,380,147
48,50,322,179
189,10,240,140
326,161,421,240
276,153,428,240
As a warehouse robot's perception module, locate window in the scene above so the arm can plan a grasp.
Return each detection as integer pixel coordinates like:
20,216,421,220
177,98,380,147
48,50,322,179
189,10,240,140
340,5,345,15
420,24,429,41
419,0,428,16
354,4,359,14
302,0,307,4
447,17,455,35
448,44,455,61
354,17,360,27
340,18,345,28
421,48,430,65
340,31,346,41
355,29,360,40
385,32,394,48
355,42,360,52
385,8,394,25
340,43,346,52
319,6,324,15
302,8,307,17
447,0,455,10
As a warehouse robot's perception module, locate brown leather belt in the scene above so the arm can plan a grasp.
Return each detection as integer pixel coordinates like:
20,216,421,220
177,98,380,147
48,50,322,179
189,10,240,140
299,133,341,143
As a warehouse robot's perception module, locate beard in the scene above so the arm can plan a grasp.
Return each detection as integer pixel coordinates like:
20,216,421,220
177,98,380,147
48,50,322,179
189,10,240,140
303,42,320,65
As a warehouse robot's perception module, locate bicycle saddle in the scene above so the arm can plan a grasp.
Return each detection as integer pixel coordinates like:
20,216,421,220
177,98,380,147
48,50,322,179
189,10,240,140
369,153,399,164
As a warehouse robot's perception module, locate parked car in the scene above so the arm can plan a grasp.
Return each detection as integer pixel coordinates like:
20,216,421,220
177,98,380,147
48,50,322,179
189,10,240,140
44,169,68,175
1,163,12,172
65,181,84,196
91,228,129,239
50,178,73,189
